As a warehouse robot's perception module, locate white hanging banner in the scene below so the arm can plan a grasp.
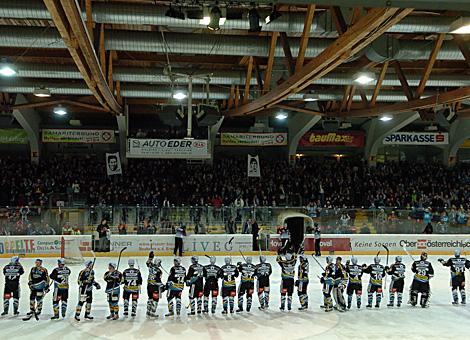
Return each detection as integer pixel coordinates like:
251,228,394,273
127,138,210,159
247,155,261,177
106,152,122,176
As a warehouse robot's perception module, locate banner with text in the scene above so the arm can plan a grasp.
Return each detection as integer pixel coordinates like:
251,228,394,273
127,138,211,159
0,129,28,144
383,132,448,145
299,131,365,147
221,132,287,146
42,129,115,144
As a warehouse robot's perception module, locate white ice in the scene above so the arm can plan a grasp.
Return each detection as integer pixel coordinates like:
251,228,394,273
0,255,468,340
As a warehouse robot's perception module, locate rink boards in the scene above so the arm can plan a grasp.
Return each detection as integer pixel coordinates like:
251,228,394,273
0,234,468,257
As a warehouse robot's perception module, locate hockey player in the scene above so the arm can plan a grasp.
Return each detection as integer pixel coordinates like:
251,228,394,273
320,256,335,312
122,259,143,317
220,257,239,314
255,255,272,310
203,256,221,314
146,251,164,318
277,253,297,311
186,256,204,315
296,254,309,310
345,257,363,309
386,256,406,307
410,252,434,308
49,258,71,319
26,259,50,319
332,257,348,312
166,258,186,317
438,249,469,305
104,262,122,320
75,260,100,321
237,256,256,312
2,256,24,316
363,256,385,308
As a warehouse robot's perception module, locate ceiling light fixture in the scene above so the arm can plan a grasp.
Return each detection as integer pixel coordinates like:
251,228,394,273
207,6,222,31
265,6,281,25
173,91,187,100
275,112,288,120
53,105,67,116
449,17,470,34
33,86,51,98
353,71,376,85
0,59,17,77
379,113,393,122
303,93,320,102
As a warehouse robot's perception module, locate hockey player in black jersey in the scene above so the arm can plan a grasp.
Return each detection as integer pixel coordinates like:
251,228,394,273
296,254,309,310
386,256,406,307
277,253,297,311
363,256,385,308
166,258,186,317
27,259,50,318
237,256,256,312
255,255,272,310
75,260,100,321
122,259,143,317
104,262,122,320
220,257,239,314
332,257,348,312
410,252,434,308
186,256,204,315
146,251,164,317
320,256,335,312
2,256,24,316
203,257,221,314
346,257,363,309
49,258,71,319
438,249,470,305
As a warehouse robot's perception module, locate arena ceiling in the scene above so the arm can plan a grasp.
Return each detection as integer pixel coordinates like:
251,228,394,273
0,0,470,127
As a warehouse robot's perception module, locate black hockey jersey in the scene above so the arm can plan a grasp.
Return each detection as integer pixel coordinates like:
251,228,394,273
104,270,122,293
220,264,239,288
297,260,309,283
167,265,186,291
363,264,385,286
78,268,96,292
346,264,363,284
28,266,50,290
238,263,256,283
203,264,221,283
146,260,162,286
387,263,406,281
255,263,272,279
122,268,143,292
50,266,71,289
186,263,204,285
411,260,434,283
441,257,470,279
3,263,24,287
276,255,297,280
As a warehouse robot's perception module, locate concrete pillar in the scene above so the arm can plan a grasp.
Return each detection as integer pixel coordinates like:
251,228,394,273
208,117,224,164
287,103,322,159
364,111,420,166
443,119,470,166
116,105,128,166
12,94,41,163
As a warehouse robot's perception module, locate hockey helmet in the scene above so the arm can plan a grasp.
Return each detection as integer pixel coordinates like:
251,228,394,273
455,249,461,258
395,256,402,263
351,257,358,265
224,257,231,265
191,256,199,264
10,256,19,264
128,259,135,267
285,253,293,261
326,256,333,264
374,256,381,264
210,257,216,265
109,262,117,269
246,257,253,264
259,255,266,263
154,258,162,267
299,254,306,262
420,252,428,261
174,258,181,266
84,260,93,268
58,258,65,266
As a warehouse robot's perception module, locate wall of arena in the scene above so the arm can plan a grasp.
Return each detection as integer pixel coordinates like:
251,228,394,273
0,234,469,258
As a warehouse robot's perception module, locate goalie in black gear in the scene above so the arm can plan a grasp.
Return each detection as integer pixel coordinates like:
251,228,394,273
410,252,434,308
146,251,165,318
346,257,363,309
332,257,348,312
320,256,335,312
49,258,71,319
438,249,470,305
220,257,239,314
296,255,309,310
166,258,186,317
122,259,143,317
104,262,122,320
277,253,296,311
255,255,272,310
363,256,385,308
203,257,221,314
386,256,406,307
186,256,204,315
2,256,24,316
27,259,50,317
237,256,256,312
75,260,100,321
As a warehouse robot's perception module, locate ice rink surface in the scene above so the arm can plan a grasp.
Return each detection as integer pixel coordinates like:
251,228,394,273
0,254,469,340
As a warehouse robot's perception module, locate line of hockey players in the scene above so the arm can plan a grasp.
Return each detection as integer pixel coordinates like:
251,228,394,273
1,249,469,320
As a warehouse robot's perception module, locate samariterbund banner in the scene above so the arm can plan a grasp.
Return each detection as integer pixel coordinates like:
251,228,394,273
221,132,287,146
383,132,449,145
299,131,365,147
127,138,210,159
42,129,115,143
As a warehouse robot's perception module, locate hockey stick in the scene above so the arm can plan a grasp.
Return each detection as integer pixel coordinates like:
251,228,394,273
311,254,325,271
205,254,211,259
383,245,390,290
402,245,415,261
239,250,247,262
116,247,127,271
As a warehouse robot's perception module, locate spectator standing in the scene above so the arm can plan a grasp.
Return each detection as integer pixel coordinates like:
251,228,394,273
173,224,186,257
96,219,110,252
252,219,259,251
62,222,72,235
118,223,127,235
314,223,321,257
242,218,251,234
423,222,433,234
226,217,236,234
